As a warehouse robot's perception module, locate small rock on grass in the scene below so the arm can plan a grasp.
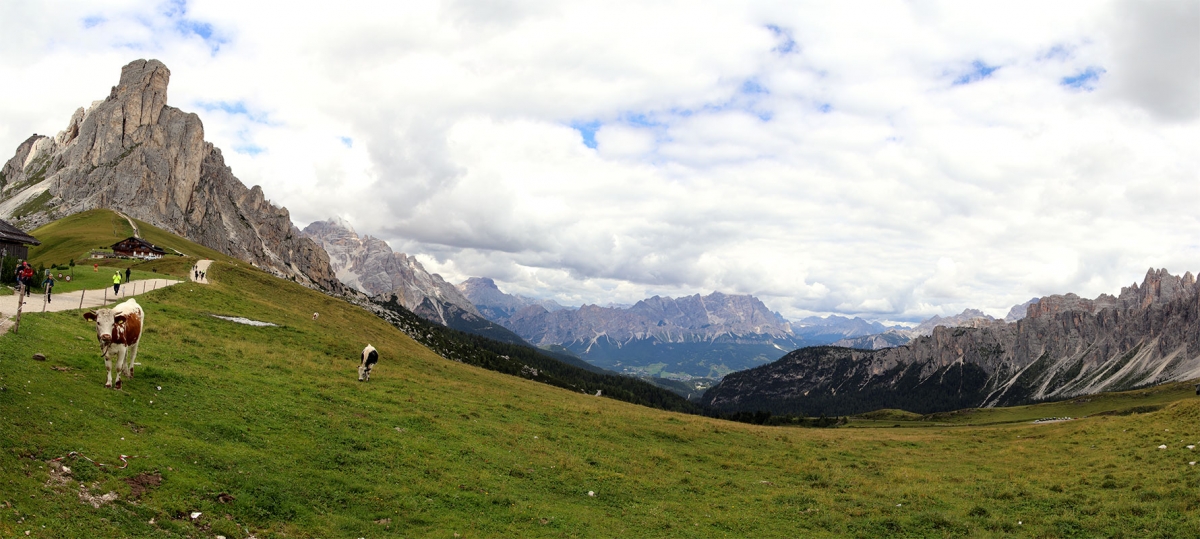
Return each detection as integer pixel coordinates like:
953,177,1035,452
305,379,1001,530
32,353,46,361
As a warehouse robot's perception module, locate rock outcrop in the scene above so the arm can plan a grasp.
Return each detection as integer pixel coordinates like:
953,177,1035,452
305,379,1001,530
458,276,567,322
0,59,340,290
702,269,1200,416
910,308,999,336
302,217,484,326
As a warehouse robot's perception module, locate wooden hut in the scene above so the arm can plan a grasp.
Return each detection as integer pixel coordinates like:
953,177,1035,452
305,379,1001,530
112,237,166,259
0,218,40,260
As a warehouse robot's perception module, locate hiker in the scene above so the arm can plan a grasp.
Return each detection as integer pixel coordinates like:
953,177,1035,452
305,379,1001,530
125,267,131,283
113,271,122,294
42,271,55,303
18,261,35,291
16,261,33,304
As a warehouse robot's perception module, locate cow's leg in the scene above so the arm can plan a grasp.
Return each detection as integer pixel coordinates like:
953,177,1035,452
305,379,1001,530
104,352,114,388
114,348,127,390
125,340,140,378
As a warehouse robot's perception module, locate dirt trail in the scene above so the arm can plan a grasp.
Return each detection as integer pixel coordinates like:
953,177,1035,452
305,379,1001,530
0,278,182,335
191,259,212,284
114,210,140,238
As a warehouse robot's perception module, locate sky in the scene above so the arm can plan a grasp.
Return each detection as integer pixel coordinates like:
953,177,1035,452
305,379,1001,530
1,0,1197,323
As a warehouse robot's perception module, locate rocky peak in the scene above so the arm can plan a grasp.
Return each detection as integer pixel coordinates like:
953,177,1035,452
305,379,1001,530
303,218,483,324
0,59,341,290
911,308,996,336
1029,268,1197,320
1004,298,1039,322
458,276,568,322
111,59,171,141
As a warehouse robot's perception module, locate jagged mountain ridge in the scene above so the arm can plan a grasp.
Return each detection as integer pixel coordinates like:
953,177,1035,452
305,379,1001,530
467,285,806,377
460,278,922,377
0,59,340,290
702,268,1200,416
301,217,513,339
830,306,1023,350
458,276,568,322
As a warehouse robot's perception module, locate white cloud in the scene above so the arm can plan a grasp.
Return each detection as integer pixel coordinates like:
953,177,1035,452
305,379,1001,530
1,0,1197,322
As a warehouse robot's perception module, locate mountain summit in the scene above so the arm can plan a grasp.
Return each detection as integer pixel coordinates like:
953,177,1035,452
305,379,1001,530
0,59,339,289
302,217,485,326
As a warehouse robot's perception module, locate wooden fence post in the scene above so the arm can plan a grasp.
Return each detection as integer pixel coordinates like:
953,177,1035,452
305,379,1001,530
13,284,24,334
79,288,85,310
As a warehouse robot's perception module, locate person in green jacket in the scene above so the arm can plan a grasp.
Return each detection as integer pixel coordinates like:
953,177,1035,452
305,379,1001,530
113,271,122,294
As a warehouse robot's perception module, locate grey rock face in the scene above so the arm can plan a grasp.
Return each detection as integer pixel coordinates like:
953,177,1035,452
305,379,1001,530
910,308,998,336
505,291,795,348
1004,298,1039,322
831,330,912,350
458,276,567,322
0,59,341,290
302,217,482,325
703,268,1200,415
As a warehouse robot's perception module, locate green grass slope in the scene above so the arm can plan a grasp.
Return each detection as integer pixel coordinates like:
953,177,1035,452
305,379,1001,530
0,218,1197,537
26,209,236,268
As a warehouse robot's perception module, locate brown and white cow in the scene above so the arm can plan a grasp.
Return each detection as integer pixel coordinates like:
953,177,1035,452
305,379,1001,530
83,298,144,390
358,344,378,382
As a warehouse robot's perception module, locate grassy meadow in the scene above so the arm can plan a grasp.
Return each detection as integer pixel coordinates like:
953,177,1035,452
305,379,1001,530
1,214,1198,538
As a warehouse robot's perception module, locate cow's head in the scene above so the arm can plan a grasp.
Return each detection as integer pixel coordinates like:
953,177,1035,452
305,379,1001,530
83,309,126,353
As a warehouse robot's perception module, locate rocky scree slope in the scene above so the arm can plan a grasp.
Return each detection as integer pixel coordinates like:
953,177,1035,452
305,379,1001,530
0,59,339,290
702,269,1200,416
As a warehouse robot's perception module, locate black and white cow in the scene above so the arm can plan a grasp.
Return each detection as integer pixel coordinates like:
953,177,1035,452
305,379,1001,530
82,298,144,389
358,344,379,382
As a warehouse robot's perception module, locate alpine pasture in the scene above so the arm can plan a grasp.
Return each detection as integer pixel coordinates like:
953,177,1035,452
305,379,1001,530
1,212,1197,538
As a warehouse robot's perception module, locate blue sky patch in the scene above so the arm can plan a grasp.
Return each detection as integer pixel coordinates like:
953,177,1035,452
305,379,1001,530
623,113,661,128
952,61,1000,86
155,0,226,54
571,120,600,149
82,16,105,28
766,25,797,55
339,136,353,148
233,143,264,156
195,101,272,124
817,103,833,114
1040,44,1073,62
1061,66,1105,90
178,19,213,40
741,79,768,95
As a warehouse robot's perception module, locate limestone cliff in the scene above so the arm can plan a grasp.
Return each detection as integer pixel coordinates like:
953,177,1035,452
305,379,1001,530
0,59,340,290
301,217,483,325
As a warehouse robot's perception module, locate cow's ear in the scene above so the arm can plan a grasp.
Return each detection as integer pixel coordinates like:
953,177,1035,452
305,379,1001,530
83,312,98,322
114,314,127,325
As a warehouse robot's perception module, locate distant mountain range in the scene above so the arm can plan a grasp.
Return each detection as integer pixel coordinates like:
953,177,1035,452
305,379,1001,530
702,268,1200,416
459,278,909,378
